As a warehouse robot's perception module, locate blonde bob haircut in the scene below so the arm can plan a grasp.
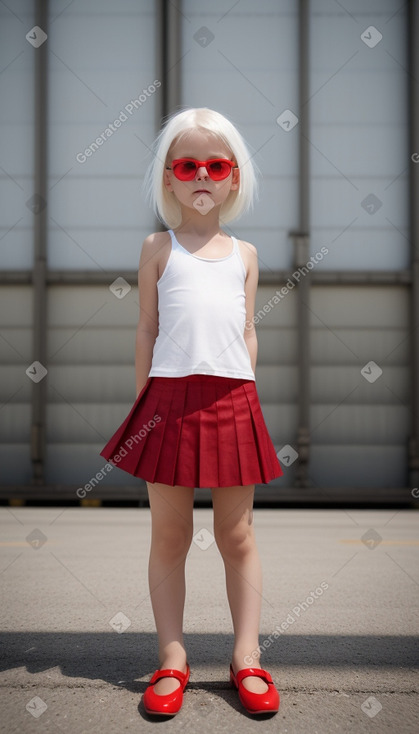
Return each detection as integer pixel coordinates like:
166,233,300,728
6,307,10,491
143,107,258,229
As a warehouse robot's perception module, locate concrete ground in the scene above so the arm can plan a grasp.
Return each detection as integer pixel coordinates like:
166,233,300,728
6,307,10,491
0,506,418,733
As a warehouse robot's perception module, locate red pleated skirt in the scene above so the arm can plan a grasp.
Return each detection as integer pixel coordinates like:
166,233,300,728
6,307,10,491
100,374,283,488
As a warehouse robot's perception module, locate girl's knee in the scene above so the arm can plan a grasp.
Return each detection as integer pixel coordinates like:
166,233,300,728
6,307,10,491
214,522,255,560
151,525,193,560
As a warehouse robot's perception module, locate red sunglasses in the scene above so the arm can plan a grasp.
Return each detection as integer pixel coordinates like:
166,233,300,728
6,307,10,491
166,158,237,181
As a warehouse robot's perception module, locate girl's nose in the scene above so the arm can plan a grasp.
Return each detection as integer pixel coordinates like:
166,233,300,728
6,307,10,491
196,165,209,179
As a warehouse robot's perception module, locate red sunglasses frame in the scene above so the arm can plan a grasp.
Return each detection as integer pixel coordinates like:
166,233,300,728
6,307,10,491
166,157,237,181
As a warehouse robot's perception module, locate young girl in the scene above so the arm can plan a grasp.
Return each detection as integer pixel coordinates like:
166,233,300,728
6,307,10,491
100,107,283,717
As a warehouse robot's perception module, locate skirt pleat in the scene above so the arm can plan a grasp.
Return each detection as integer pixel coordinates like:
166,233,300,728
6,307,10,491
240,382,270,482
137,382,175,483
175,378,200,487
99,374,283,488
98,378,152,471
214,380,242,487
198,379,219,487
108,378,159,475
154,378,187,486
243,381,280,481
229,382,258,485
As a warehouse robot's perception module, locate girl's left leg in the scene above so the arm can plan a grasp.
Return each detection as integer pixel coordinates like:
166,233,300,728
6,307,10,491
211,484,269,694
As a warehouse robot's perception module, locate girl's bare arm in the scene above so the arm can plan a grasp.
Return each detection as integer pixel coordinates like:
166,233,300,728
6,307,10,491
135,235,160,397
242,241,259,374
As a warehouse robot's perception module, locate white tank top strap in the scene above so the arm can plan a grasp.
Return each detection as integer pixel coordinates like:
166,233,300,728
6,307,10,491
168,228,178,249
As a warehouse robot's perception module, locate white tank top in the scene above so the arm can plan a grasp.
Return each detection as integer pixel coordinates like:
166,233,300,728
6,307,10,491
148,229,255,381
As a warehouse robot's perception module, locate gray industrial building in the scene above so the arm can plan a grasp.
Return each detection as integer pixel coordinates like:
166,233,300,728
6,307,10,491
0,0,418,504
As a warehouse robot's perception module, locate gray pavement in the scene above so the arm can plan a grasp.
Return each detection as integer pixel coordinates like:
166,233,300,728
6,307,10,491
0,506,418,733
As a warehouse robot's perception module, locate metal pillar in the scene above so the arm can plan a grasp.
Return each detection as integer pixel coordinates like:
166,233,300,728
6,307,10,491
408,0,419,488
159,0,182,121
30,0,48,485
290,0,312,488
154,0,182,233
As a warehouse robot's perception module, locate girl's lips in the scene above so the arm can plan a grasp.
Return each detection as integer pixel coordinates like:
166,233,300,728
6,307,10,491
194,189,211,194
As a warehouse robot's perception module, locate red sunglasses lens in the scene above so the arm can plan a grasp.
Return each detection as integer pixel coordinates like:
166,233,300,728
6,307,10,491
173,161,197,180
207,161,231,180
172,160,233,181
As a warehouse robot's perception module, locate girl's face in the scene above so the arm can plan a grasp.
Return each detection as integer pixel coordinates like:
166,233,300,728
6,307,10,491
164,129,240,216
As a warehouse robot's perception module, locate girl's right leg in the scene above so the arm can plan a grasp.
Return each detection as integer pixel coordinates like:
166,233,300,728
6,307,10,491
146,481,194,695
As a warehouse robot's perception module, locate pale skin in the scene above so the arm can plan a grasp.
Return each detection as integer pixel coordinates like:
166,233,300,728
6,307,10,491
136,129,269,696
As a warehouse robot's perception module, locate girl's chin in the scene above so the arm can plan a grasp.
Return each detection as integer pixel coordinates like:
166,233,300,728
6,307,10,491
191,192,216,215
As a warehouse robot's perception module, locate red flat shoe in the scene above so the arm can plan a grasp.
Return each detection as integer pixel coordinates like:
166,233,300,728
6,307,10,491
230,663,280,715
143,663,190,716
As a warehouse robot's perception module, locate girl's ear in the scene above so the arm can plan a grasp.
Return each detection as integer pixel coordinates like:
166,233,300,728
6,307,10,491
230,166,240,191
164,167,173,191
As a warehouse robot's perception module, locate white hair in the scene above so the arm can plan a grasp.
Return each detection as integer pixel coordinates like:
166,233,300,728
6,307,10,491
143,107,259,229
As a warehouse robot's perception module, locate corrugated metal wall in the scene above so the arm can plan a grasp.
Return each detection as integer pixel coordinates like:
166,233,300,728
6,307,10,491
308,0,410,489
0,0,413,496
